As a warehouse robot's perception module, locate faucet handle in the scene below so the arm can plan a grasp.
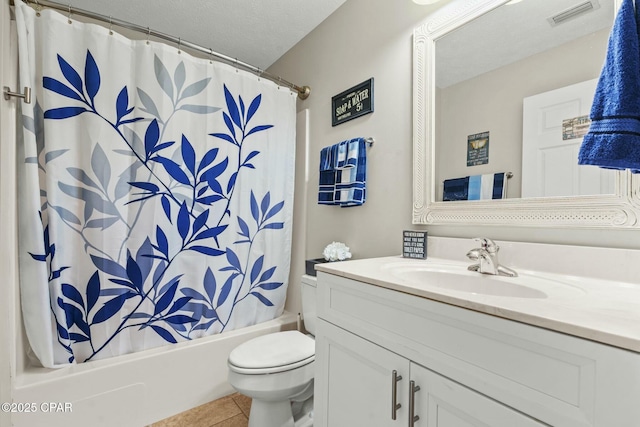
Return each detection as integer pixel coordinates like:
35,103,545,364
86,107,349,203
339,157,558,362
473,237,499,253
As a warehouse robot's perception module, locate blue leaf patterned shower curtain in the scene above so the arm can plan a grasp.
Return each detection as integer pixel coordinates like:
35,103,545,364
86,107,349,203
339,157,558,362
16,4,296,368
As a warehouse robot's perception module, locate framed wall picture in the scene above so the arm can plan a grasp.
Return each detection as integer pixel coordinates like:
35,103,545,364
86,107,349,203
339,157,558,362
467,131,489,166
332,78,374,126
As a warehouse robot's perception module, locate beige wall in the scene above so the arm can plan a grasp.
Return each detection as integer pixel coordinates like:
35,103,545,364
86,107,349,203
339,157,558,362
269,0,640,263
269,0,448,264
436,29,609,200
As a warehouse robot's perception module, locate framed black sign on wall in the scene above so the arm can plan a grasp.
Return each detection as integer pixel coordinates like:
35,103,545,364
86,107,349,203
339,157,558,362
331,78,374,126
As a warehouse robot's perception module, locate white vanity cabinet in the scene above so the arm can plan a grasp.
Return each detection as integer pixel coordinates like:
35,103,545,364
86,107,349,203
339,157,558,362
314,272,640,427
411,363,545,426
316,319,543,426
315,319,409,426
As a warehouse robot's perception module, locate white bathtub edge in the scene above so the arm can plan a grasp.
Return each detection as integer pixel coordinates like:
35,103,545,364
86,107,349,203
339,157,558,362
12,312,297,427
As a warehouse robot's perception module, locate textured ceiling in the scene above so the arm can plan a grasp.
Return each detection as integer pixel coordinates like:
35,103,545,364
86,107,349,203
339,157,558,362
436,0,614,88
64,0,347,70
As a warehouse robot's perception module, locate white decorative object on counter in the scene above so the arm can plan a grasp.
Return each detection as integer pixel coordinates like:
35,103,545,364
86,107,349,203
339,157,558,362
323,241,352,262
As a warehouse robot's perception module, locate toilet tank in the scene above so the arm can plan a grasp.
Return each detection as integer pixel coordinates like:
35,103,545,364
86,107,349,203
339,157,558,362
300,275,318,335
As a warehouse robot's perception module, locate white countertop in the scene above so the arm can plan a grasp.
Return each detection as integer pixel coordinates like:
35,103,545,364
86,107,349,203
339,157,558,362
316,254,640,353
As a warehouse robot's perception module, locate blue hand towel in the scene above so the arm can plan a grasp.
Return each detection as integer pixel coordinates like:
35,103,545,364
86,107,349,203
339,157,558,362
344,138,360,169
578,0,640,172
318,144,338,205
318,138,367,207
319,145,333,172
335,138,367,207
335,140,348,169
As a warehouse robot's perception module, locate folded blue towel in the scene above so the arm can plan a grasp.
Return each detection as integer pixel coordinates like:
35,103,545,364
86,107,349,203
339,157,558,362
335,140,348,169
344,139,360,169
335,138,367,207
443,173,506,201
318,145,338,205
319,145,334,172
318,138,367,207
578,0,640,172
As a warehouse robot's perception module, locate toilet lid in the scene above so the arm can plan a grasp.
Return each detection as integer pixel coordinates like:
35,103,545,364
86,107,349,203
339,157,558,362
228,330,315,370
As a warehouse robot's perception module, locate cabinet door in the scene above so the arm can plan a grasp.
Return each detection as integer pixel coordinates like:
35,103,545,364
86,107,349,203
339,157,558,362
410,363,545,427
315,319,410,427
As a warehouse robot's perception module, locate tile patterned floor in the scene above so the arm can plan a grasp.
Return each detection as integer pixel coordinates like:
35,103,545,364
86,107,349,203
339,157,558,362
152,393,251,427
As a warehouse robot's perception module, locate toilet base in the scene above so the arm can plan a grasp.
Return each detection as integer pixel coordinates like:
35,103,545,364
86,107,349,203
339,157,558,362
248,398,314,427
248,398,295,427
247,391,314,427
292,396,314,427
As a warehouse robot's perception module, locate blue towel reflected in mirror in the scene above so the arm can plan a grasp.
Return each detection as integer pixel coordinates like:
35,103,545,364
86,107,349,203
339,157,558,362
443,172,506,201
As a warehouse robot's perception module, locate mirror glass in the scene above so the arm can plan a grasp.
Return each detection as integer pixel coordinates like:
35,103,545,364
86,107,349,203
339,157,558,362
434,0,615,201
413,0,640,228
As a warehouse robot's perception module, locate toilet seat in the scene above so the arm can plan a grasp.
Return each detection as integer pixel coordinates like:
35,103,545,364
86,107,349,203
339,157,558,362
228,330,315,375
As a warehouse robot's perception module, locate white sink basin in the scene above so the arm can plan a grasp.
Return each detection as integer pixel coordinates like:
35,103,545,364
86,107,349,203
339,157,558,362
381,262,585,299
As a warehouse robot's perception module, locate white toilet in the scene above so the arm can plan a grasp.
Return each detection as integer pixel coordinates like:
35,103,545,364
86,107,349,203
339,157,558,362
228,275,317,427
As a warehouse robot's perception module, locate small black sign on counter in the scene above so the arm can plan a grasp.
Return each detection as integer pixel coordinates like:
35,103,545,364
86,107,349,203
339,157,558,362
332,78,374,126
403,230,427,259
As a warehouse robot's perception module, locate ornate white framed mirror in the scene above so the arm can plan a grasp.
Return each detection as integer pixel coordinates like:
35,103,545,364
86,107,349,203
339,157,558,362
413,0,640,228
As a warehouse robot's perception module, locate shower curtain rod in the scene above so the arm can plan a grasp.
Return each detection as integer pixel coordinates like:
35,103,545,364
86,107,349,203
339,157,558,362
9,0,312,100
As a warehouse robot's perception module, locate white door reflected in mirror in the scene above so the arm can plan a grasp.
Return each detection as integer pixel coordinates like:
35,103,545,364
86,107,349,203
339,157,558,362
522,79,616,198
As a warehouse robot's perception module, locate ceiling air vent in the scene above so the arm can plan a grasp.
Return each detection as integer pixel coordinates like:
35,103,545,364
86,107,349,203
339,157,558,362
548,0,600,27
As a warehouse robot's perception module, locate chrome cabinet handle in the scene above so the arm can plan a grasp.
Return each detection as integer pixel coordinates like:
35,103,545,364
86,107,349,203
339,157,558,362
391,370,403,420
409,380,420,426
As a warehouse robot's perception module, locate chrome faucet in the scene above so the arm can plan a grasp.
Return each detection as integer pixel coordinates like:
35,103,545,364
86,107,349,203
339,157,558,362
466,238,517,277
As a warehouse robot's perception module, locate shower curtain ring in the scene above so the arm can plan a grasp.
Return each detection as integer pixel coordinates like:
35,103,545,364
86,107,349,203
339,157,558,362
146,27,150,45
235,58,238,73
34,0,41,16
67,4,72,24
108,16,113,35
178,37,181,54
209,48,214,64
